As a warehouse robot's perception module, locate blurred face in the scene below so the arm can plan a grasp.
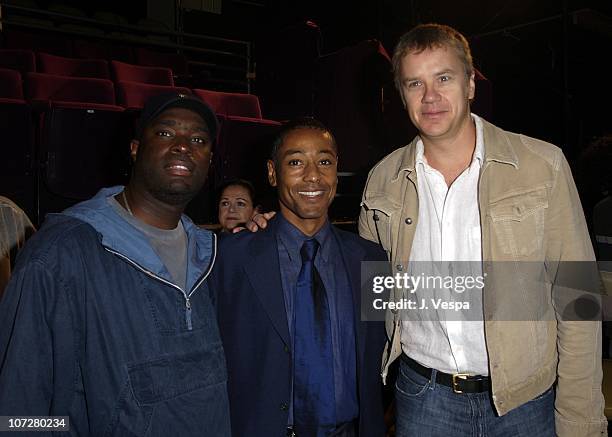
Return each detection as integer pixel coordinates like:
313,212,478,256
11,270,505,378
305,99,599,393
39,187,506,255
267,128,337,236
218,185,254,232
398,45,475,144
131,107,212,206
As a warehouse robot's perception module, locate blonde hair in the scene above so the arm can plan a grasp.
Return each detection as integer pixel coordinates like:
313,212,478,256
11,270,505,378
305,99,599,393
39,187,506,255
392,23,474,91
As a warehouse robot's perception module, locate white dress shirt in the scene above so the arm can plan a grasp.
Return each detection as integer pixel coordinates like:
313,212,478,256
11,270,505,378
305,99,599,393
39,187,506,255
400,114,489,376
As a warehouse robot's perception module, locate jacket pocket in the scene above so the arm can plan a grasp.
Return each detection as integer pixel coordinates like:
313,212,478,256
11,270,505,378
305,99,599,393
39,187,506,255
128,347,226,405
362,196,401,253
488,188,548,258
105,346,230,436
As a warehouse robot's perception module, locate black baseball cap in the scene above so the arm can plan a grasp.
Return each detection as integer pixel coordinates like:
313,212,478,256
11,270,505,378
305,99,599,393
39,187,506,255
135,91,218,143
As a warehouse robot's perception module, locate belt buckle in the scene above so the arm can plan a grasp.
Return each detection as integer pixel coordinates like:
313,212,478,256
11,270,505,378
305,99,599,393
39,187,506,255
452,373,470,393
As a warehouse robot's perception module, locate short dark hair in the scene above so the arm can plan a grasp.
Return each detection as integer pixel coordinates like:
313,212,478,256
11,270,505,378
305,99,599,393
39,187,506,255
392,23,474,91
270,117,337,166
217,178,257,205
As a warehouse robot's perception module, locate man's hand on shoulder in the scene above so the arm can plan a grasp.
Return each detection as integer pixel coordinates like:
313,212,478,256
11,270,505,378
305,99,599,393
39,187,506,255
232,211,276,233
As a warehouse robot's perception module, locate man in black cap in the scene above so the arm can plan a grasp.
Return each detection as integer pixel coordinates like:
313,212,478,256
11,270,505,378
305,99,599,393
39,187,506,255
0,92,231,436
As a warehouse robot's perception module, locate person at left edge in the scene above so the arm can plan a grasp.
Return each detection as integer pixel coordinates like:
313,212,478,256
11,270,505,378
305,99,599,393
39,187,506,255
0,92,231,436
211,117,387,437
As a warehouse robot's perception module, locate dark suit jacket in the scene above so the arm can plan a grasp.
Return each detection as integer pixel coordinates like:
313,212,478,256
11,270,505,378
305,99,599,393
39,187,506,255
211,216,387,437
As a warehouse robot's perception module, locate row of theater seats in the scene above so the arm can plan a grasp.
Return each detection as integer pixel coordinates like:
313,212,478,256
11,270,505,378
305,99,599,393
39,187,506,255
1,29,190,75
0,65,262,115
1,49,189,85
0,67,280,225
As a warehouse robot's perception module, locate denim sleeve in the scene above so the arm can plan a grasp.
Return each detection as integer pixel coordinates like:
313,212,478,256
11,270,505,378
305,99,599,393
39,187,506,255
0,259,75,416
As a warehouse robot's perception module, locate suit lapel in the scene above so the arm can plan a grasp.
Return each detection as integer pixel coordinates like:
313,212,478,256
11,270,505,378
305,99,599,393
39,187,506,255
243,219,291,347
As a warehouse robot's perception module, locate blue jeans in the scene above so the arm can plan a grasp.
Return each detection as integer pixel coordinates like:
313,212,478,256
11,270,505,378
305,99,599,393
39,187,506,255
395,359,555,437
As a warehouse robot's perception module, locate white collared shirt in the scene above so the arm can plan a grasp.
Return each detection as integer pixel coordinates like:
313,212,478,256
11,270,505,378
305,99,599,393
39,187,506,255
400,114,489,376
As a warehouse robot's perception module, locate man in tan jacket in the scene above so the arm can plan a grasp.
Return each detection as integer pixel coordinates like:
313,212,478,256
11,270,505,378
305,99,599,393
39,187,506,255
359,23,606,436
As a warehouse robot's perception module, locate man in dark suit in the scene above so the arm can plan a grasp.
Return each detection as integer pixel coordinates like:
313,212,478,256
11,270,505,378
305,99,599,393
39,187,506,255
211,117,387,437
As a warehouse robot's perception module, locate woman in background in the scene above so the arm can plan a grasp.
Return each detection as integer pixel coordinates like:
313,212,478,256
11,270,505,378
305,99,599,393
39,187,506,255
217,179,258,233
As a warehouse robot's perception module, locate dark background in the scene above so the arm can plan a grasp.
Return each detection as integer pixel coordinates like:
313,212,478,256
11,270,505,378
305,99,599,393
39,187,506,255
32,0,612,159
199,0,611,159
48,0,612,156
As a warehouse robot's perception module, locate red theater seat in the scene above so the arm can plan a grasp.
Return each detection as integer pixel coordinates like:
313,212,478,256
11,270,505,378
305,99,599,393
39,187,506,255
193,89,262,119
111,60,174,86
25,72,119,107
23,73,126,219
0,68,24,100
38,52,110,79
0,49,36,75
115,81,191,109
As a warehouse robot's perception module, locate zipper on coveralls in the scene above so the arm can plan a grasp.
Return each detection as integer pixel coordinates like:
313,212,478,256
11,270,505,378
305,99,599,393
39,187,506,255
105,249,208,331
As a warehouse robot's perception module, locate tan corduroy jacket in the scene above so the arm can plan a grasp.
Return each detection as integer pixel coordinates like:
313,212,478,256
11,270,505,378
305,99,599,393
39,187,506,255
358,117,607,437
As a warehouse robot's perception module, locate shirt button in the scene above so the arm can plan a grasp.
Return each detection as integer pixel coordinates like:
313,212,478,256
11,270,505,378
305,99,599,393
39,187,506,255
373,213,380,221
280,402,289,411
404,217,413,225
284,345,290,354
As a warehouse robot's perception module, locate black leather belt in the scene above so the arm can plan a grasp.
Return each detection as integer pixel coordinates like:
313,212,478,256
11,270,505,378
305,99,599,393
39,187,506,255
401,353,490,394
